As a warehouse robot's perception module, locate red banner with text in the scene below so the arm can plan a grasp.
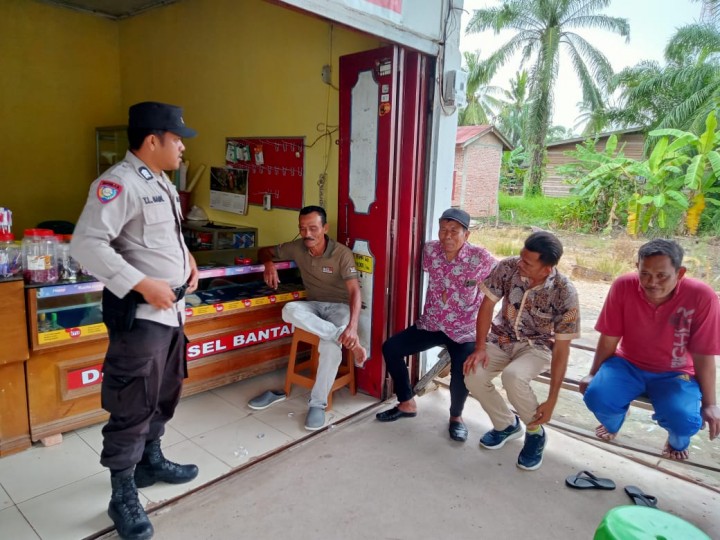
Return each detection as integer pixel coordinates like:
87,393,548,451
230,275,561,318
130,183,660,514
66,322,294,391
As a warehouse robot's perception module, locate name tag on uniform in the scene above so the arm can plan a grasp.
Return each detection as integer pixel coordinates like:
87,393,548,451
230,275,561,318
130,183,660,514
322,266,334,274
142,195,165,204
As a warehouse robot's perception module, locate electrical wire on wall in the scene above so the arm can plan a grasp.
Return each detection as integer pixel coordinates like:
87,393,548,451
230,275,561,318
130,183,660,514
437,0,465,116
306,23,339,209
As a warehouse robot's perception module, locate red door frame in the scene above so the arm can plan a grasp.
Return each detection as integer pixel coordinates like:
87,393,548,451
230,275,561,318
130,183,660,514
338,46,431,398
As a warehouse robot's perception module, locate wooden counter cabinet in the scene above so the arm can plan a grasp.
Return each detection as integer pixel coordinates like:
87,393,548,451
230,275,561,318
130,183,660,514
0,279,32,456
24,262,305,442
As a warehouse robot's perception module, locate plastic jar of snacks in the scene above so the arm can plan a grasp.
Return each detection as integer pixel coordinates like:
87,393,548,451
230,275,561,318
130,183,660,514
22,229,59,284
0,233,21,278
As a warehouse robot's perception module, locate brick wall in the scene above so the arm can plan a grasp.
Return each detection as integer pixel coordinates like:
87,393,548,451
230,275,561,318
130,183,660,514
452,133,503,217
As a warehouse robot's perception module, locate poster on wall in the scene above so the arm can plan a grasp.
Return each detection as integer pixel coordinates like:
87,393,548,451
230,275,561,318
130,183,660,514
209,166,249,215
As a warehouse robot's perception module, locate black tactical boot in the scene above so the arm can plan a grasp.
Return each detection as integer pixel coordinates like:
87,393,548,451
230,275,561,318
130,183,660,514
108,470,154,540
134,439,199,488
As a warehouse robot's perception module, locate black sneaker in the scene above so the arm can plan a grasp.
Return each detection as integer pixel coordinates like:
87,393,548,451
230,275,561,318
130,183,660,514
517,427,546,471
479,415,522,449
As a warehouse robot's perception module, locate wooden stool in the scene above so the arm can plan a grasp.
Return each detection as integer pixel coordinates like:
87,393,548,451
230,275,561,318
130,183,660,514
284,327,356,410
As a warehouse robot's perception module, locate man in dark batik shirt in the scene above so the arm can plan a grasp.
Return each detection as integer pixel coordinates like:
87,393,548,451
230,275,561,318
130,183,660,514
463,231,580,471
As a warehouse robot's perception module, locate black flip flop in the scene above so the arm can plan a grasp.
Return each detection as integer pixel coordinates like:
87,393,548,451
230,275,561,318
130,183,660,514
624,485,658,507
565,470,616,490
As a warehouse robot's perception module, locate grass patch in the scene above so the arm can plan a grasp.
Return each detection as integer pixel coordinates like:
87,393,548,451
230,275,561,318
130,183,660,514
486,239,523,257
576,256,632,278
497,193,566,228
470,228,526,259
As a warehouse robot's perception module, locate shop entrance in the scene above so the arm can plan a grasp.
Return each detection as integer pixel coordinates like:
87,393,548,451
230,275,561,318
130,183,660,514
338,45,431,398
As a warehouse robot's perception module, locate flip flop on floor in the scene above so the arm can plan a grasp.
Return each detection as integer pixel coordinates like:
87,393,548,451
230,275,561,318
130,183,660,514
624,485,658,507
565,470,616,490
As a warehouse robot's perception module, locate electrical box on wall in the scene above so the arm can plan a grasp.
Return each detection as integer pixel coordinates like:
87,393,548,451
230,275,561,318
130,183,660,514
443,70,468,109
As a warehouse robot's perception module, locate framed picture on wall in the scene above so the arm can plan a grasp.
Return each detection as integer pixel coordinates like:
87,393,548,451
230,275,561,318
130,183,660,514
209,166,249,215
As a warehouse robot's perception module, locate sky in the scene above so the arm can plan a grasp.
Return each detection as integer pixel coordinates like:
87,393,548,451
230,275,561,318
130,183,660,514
459,0,704,131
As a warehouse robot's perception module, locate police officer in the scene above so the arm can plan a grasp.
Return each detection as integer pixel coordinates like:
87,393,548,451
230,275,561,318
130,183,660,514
71,102,200,540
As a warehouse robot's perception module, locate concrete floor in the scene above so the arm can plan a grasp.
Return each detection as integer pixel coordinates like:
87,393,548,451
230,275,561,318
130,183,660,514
110,388,719,540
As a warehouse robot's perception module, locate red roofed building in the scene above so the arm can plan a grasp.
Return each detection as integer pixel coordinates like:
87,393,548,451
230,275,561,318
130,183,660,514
453,125,512,218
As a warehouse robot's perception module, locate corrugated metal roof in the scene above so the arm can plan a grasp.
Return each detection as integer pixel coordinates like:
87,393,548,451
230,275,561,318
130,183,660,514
546,126,645,148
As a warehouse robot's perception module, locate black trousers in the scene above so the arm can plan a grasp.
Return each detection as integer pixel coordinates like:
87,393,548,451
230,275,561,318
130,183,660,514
100,319,186,471
382,324,476,417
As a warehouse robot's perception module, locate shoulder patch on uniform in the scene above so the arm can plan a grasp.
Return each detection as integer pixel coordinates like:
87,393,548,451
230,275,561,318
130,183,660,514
97,180,122,204
138,166,154,180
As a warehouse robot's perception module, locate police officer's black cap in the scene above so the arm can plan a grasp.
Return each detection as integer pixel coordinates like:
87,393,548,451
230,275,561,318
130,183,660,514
128,101,197,138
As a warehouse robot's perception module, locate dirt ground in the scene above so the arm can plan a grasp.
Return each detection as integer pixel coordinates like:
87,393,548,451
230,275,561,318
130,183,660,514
471,225,720,290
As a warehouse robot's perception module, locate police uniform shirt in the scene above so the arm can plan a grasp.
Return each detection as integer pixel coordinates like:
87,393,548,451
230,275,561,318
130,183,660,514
71,151,190,327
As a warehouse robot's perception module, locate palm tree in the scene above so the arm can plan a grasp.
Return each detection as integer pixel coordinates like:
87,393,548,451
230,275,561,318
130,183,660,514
692,0,720,24
466,0,629,196
545,124,575,143
574,99,613,136
609,23,720,142
458,50,503,126
495,70,531,147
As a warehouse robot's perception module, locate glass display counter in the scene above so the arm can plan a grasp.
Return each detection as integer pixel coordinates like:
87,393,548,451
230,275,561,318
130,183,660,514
24,261,305,443
26,262,304,349
31,281,105,347
182,221,258,251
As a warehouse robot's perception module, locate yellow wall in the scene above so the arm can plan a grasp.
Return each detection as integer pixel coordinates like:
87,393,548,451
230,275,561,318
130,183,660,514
0,0,379,245
0,0,122,235
120,0,378,245
118,0,380,244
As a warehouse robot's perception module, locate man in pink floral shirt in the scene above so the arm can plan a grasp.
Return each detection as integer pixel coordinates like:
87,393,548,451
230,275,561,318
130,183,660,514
376,208,496,442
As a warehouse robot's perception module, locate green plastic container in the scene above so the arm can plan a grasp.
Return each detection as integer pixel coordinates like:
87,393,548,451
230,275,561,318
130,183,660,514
594,506,710,540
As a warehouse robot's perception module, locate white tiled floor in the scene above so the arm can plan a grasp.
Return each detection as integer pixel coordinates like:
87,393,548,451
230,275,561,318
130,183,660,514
0,369,378,540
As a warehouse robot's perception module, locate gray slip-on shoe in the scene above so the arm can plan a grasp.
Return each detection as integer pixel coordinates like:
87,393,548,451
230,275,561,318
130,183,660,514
248,390,286,410
304,406,326,431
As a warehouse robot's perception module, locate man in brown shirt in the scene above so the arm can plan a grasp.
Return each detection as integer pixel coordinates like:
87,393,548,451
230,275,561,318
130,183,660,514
255,206,366,430
463,231,580,471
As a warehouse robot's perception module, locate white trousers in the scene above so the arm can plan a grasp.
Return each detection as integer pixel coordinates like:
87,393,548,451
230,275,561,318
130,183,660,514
282,301,350,409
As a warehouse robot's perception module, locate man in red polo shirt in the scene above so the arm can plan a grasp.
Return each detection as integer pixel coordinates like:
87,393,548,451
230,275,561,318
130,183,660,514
581,239,720,460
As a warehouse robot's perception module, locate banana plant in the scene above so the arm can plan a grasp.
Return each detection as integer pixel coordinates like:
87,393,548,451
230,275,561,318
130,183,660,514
624,136,689,234
559,135,638,232
633,110,720,234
